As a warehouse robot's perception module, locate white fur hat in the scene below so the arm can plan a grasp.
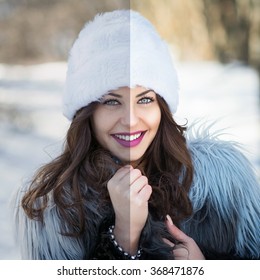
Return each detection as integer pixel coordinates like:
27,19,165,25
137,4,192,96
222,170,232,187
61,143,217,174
63,10,179,120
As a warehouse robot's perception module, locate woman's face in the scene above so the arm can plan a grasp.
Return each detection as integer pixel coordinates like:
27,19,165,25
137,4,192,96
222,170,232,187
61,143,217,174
92,86,161,165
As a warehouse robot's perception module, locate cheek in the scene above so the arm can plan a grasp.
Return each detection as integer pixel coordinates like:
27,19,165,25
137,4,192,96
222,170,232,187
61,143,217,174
147,108,161,131
92,109,107,136
92,109,117,135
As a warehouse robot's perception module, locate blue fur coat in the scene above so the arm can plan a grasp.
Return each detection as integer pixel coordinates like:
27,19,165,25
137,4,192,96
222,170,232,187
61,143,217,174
13,132,260,259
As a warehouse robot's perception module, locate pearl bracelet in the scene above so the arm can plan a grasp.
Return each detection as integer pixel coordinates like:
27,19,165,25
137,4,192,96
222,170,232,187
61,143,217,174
108,225,142,260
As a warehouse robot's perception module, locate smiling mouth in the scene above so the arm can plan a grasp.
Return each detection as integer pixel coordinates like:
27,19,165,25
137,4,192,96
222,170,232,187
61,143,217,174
114,132,142,141
112,131,146,147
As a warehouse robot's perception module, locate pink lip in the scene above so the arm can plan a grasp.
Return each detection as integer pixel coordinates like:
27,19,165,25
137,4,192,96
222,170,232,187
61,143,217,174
111,131,146,148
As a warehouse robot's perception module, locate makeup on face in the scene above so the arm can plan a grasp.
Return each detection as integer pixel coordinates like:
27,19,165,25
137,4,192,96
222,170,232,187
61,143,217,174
92,86,161,164
111,130,147,148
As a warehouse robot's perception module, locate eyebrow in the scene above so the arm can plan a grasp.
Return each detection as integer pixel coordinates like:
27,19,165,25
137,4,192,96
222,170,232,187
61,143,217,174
136,89,154,97
107,92,121,98
107,89,154,98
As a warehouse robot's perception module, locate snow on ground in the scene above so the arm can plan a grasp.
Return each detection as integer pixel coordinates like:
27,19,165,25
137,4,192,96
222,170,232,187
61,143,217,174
0,61,259,259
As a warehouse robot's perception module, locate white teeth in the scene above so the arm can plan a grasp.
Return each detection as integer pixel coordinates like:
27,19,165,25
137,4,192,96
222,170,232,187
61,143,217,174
115,133,142,141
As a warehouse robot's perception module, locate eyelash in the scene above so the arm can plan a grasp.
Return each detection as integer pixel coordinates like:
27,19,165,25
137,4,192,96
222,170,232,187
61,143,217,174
102,96,155,106
102,99,119,106
138,96,155,104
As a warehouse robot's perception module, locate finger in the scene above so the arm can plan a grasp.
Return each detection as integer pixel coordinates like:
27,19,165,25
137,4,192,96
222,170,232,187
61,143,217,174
129,168,143,185
116,168,142,187
137,184,152,202
109,167,142,194
163,238,189,260
162,238,175,248
117,168,142,190
166,215,189,244
172,246,189,260
107,166,133,192
113,165,133,181
130,175,148,194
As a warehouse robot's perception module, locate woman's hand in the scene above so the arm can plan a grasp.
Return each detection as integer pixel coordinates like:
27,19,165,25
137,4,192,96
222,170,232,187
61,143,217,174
165,215,205,260
107,165,152,254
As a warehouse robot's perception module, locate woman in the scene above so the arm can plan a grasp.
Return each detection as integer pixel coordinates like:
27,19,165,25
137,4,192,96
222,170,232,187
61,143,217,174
14,10,260,260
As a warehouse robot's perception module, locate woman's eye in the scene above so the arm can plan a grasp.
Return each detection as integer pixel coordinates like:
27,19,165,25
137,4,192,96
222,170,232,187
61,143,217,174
138,97,154,104
103,99,120,106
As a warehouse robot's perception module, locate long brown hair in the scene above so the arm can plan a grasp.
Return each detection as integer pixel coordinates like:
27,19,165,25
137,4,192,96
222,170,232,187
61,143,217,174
22,95,193,237
143,96,193,224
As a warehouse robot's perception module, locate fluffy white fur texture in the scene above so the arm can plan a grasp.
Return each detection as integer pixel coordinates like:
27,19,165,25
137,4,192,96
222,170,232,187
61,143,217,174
63,10,179,120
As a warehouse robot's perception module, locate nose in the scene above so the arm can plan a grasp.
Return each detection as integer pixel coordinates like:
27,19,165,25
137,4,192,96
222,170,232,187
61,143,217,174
120,104,139,127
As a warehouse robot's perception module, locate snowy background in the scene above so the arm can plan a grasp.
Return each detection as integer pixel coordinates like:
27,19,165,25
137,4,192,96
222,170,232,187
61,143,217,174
0,61,259,259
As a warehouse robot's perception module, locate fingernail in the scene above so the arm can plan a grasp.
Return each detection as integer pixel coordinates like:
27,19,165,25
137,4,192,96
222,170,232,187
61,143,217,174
166,214,173,225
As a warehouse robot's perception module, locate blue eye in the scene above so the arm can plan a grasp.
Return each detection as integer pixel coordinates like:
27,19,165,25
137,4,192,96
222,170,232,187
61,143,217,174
138,97,155,104
103,99,120,106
